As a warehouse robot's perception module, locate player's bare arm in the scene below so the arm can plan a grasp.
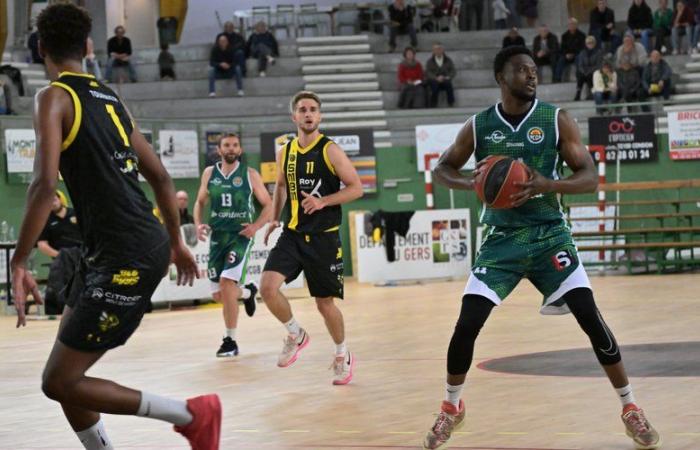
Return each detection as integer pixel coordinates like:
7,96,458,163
433,118,476,191
264,146,288,245
10,86,71,326
130,126,198,286
511,110,598,206
300,143,363,215
193,166,214,241
239,168,273,239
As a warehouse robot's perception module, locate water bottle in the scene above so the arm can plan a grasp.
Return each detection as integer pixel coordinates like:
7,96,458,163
8,226,15,241
0,221,8,242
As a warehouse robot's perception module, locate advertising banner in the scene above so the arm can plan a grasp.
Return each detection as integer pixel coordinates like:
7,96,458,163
667,110,700,160
4,129,36,184
158,130,200,178
588,114,657,163
415,123,476,171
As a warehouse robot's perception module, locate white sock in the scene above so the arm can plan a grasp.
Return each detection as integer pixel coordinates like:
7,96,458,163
445,383,464,408
284,317,301,336
226,328,237,340
76,419,114,450
137,391,193,426
240,287,251,299
335,341,347,356
615,384,636,407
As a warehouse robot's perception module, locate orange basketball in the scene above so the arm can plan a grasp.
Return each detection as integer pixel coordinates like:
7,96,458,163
474,156,529,209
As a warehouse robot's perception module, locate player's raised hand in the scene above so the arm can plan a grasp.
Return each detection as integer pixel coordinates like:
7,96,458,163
239,222,257,239
264,221,280,246
171,242,199,286
300,191,326,214
196,223,211,242
10,263,42,328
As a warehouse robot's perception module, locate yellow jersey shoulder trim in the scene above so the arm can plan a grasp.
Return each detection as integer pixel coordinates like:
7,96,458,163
50,81,82,151
295,134,324,154
58,71,95,79
322,140,336,176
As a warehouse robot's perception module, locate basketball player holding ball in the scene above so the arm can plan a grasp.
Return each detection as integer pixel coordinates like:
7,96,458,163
422,46,660,450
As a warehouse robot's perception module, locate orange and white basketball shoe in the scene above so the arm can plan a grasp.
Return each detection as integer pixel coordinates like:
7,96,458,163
277,328,310,367
622,404,661,449
331,351,355,385
423,400,465,450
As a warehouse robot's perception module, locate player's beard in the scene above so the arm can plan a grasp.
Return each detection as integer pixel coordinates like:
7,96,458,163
223,154,239,164
511,86,536,102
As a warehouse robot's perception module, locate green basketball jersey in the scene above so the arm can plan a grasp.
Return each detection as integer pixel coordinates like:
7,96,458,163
473,99,564,227
208,161,254,232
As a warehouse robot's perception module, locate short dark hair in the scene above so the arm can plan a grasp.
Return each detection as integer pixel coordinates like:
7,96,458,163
403,46,416,58
290,90,321,114
36,4,91,64
217,133,240,147
493,46,533,81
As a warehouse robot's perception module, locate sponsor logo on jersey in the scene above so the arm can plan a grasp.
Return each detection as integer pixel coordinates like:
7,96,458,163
111,269,140,286
97,311,120,332
216,211,249,219
210,177,222,186
232,176,243,187
89,90,119,102
91,288,142,306
299,178,316,186
506,142,524,147
527,127,544,144
485,130,506,144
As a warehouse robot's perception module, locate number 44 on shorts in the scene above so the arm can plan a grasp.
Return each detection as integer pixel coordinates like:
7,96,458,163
551,249,575,272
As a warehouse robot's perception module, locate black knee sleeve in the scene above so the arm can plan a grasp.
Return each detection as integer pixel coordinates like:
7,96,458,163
564,287,622,366
447,294,495,375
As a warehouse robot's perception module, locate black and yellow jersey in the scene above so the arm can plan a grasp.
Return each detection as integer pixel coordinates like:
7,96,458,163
282,134,341,233
51,72,167,269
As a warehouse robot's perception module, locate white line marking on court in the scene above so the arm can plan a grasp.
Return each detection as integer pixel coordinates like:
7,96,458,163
673,432,700,436
229,429,259,433
282,430,310,433
497,432,528,435
387,431,417,434
555,432,585,436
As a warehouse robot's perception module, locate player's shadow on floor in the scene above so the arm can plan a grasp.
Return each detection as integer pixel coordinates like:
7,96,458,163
478,341,700,377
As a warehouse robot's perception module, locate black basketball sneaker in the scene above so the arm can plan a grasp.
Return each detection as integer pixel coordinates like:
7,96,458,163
216,337,239,357
243,282,258,317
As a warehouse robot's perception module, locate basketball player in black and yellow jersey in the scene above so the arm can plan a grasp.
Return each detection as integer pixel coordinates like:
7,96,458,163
10,5,220,450
260,91,363,385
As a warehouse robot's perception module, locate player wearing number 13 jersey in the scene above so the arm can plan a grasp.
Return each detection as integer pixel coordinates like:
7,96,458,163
10,4,221,450
194,133,272,357
423,46,660,450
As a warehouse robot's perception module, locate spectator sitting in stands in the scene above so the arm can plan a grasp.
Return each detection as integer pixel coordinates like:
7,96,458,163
176,190,194,225
27,28,43,64
616,33,647,111
592,60,619,114
208,34,244,97
82,37,102,80
425,43,456,107
217,21,247,77
653,0,674,53
671,0,694,55
575,35,603,100
589,0,621,54
516,0,538,28
555,17,586,83
533,24,559,83
246,21,279,78
502,27,525,47
628,0,654,53
459,0,485,31
492,0,511,29
106,25,137,83
397,47,426,108
389,0,418,53
0,79,14,115
158,43,176,80
37,191,83,315
641,49,672,101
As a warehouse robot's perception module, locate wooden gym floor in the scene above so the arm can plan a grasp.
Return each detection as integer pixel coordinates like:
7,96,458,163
1,274,698,450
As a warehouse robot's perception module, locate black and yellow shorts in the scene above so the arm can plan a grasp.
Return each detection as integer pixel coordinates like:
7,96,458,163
59,243,170,352
263,228,344,299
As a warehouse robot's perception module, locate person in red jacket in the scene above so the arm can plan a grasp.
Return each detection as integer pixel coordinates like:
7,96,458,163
397,46,426,108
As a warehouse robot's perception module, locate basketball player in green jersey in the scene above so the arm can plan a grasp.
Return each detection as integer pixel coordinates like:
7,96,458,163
194,133,272,357
10,4,221,450
423,46,660,450
260,91,363,385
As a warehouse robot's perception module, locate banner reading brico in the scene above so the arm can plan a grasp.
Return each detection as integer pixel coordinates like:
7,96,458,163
667,110,700,160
